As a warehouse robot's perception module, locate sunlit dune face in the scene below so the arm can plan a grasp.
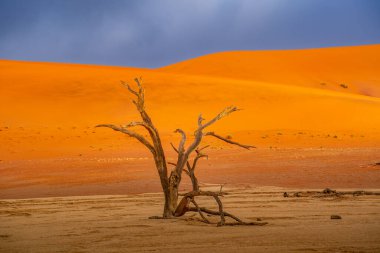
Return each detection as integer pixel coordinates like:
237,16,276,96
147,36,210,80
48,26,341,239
159,44,380,98
0,45,379,197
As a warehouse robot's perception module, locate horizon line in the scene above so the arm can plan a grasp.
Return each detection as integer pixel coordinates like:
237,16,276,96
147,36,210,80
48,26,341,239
1,42,379,70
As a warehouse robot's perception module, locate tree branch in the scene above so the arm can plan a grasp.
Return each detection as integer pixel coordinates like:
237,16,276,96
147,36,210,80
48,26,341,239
187,207,267,226
186,106,239,158
174,129,186,153
170,142,179,153
178,190,268,226
96,124,156,155
199,106,239,131
192,153,208,171
121,80,139,97
204,132,255,150
124,121,157,139
197,145,210,153
190,199,210,224
197,114,204,127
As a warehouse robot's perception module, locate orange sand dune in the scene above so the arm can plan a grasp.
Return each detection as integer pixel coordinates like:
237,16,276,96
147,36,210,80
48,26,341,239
160,44,380,98
0,45,380,198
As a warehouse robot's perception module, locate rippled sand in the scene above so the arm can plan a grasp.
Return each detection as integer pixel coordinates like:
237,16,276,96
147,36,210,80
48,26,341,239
1,187,380,253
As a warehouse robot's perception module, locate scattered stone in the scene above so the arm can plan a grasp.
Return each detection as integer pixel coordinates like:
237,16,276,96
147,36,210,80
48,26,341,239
340,84,348,89
353,191,365,196
294,192,302,197
323,188,336,194
256,218,262,221
283,192,289,198
331,215,342,219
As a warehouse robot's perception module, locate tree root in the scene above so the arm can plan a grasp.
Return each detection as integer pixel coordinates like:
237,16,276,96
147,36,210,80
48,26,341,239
173,190,268,226
148,216,180,220
187,207,267,226
190,199,210,224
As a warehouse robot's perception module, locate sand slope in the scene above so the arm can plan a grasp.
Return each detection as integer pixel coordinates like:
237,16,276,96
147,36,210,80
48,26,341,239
0,45,380,198
160,44,380,98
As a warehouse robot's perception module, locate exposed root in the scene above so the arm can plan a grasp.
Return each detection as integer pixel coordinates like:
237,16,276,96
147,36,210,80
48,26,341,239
174,190,268,226
191,199,210,224
148,216,167,219
187,207,267,226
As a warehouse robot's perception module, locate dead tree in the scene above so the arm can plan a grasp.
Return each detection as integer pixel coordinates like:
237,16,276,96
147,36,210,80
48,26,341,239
97,78,262,225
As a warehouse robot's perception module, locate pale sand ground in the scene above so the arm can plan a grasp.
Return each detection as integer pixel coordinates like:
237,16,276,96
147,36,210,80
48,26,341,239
1,186,380,253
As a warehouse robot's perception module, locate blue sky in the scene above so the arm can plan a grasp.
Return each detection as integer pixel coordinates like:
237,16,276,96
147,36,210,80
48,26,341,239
0,0,379,68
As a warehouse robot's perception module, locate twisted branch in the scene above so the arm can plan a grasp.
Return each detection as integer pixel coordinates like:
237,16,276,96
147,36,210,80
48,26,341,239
176,191,267,226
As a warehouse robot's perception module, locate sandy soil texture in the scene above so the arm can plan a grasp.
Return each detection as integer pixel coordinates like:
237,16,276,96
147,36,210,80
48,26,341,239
1,187,380,253
1,147,379,199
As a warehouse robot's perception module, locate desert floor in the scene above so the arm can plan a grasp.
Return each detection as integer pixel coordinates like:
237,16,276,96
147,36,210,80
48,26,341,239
1,146,380,199
1,186,380,253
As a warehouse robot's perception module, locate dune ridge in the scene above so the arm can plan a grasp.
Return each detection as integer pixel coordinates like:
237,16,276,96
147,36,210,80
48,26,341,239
159,44,380,98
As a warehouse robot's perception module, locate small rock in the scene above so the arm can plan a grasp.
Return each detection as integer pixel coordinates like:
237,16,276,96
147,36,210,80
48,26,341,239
323,188,336,194
256,218,262,221
283,192,289,198
331,215,342,219
353,191,365,196
294,192,302,197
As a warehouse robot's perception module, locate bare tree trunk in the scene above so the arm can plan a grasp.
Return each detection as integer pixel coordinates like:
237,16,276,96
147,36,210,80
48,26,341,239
163,188,173,218
168,170,180,215
156,161,173,218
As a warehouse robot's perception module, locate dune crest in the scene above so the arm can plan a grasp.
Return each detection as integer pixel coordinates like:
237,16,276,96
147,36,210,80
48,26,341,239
160,44,380,98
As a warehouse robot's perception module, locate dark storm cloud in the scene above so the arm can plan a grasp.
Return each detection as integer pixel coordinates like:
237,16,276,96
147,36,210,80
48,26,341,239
0,0,379,68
